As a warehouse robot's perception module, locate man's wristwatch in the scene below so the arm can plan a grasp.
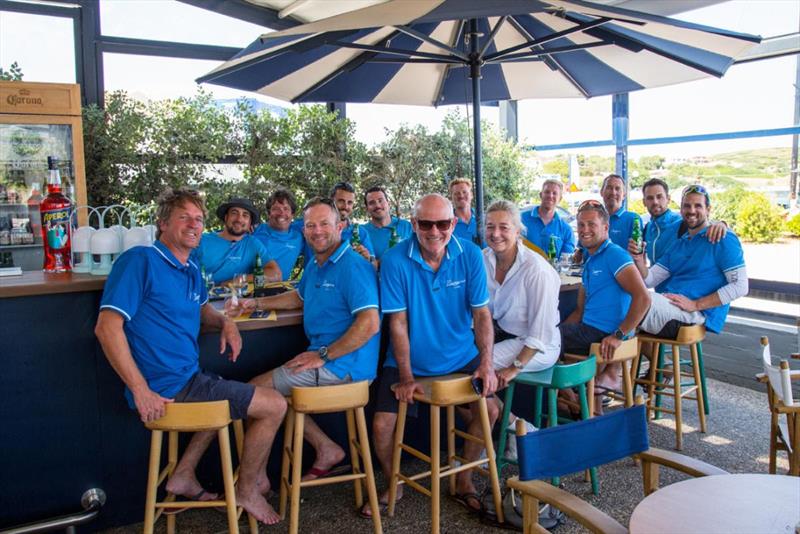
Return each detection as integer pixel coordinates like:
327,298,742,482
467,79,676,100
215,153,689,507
613,328,630,341
512,358,525,370
318,345,330,363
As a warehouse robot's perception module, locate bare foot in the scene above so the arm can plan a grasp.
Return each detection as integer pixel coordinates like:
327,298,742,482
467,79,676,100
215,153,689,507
236,487,281,525
301,445,346,481
165,470,218,501
255,472,271,497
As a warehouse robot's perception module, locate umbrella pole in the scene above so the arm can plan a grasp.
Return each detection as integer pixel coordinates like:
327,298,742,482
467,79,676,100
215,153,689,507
469,18,484,245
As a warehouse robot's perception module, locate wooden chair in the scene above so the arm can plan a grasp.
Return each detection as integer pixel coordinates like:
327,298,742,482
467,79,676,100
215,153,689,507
635,325,707,450
278,381,381,534
143,400,257,534
506,402,728,533
496,358,597,492
758,336,800,475
387,374,504,534
564,337,640,416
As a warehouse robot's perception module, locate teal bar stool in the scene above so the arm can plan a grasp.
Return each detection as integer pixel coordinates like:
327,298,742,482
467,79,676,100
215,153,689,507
496,357,598,493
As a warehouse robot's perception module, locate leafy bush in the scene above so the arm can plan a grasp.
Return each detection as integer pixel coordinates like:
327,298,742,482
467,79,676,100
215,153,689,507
786,213,800,237
711,187,747,229
735,192,784,243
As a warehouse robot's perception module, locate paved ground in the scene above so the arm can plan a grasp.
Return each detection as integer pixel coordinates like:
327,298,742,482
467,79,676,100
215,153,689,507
100,375,792,534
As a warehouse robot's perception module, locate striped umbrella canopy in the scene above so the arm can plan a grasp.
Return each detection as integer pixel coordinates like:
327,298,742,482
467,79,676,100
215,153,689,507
198,0,760,232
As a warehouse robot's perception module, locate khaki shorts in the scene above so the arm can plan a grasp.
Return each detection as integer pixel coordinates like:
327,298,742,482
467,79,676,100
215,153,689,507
271,364,351,396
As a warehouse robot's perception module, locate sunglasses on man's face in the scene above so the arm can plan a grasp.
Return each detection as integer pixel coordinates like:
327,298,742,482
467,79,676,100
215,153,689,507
416,219,453,231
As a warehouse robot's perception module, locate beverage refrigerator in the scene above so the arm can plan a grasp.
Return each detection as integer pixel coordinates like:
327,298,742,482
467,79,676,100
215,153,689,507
0,81,87,271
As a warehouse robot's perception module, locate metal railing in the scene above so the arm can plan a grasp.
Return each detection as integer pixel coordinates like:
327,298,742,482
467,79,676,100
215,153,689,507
0,489,106,534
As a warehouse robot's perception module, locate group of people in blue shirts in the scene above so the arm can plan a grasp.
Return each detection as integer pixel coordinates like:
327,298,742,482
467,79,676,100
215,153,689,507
94,173,747,526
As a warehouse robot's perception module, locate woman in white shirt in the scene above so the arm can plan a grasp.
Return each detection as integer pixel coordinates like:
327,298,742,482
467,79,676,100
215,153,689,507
483,200,561,383
482,201,562,455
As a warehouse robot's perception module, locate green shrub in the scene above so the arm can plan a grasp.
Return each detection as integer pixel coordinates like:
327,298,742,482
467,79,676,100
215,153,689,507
787,213,800,237
735,192,784,243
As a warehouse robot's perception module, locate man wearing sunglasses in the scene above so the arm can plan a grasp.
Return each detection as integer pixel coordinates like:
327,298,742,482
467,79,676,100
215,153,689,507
371,193,496,515
633,185,747,339
560,200,650,401
601,174,643,251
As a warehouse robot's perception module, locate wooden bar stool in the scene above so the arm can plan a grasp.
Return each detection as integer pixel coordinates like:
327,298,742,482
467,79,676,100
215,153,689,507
386,374,504,534
143,400,257,534
278,381,381,534
635,325,708,450
564,337,640,416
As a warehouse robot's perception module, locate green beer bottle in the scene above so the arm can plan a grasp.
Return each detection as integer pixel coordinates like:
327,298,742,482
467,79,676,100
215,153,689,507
547,235,558,265
350,223,361,247
631,217,643,254
289,253,304,282
388,224,399,249
253,253,265,289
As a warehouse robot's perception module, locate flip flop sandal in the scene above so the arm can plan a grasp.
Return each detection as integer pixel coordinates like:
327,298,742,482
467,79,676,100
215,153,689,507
302,464,351,481
453,492,482,515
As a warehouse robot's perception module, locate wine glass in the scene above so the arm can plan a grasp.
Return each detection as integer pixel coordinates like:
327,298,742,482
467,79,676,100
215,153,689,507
558,253,573,275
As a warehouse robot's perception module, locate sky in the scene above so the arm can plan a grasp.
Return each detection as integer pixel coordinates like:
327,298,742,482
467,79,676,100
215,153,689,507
1,0,797,159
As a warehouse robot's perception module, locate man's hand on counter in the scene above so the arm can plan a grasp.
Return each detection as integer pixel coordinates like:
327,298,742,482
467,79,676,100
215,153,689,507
224,296,256,318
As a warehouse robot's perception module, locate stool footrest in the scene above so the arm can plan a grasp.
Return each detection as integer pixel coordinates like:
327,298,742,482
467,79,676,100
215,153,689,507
397,474,432,497
399,443,431,464
157,462,176,486
300,472,365,488
453,428,485,445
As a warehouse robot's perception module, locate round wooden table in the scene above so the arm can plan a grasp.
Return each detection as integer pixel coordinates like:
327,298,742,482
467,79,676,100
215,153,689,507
629,474,800,534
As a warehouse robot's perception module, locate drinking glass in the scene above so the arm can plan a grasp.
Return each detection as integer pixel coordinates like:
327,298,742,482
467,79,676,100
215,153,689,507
558,253,572,275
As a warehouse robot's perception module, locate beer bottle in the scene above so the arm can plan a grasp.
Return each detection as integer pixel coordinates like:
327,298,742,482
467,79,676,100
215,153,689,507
253,253,265,289
350,223,361,247
388,224,399,249
547,235,558,266
631,217,643,254
40,156,72,272
289,253,304,281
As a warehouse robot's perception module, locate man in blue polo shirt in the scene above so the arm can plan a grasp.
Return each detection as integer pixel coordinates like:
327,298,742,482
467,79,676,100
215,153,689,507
521,178,575,257
601,174,642,250
193,197,280,284
254,188,305,280
231,197,380,483
560,200,650,396
370,193,496,515
634,185,747,339
449,176,486,247
361,184,413,260
95,188,287,525
330,181,375,262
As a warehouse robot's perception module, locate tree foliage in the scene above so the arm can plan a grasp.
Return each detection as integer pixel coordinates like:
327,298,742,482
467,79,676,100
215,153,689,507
787,213,800,237
0,61,24,81
736,192,784,243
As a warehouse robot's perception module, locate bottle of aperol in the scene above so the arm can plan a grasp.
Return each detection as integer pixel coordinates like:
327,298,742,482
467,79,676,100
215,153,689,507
40,156,72,272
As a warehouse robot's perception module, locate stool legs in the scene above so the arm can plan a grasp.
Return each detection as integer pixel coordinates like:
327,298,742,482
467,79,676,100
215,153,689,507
143,429,163,534
288,412,305,534
690,344,707,434
278,405,294,519
430,405,441,534
672,345,683,450
217,426,239,533
696,342,710,415
355,407,382,533
387,401,407,517
446,405,457,496
345,409,363,507
479,397,504,523
495,383,516,474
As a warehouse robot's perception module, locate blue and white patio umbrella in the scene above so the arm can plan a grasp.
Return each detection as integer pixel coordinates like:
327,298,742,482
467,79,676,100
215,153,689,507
198,0,760,231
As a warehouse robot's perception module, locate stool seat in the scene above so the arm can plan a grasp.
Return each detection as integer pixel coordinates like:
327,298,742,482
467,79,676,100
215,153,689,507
143,400,257,534
388,374,504,534
565,337,640,414
279,381,381,534
638,325,706,345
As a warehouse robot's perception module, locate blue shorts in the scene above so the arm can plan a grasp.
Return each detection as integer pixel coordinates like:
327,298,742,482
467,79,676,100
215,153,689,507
374,355,482,417
175,370,255,420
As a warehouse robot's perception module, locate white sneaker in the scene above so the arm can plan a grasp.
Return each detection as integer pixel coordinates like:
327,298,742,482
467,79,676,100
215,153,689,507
504,420,537,461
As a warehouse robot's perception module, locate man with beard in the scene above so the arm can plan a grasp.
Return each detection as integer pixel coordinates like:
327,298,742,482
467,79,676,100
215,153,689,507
330,182,375,262
634,185,747,338
361,185,412,260
230,197,380,482
194,197,280,284
254,188,305,280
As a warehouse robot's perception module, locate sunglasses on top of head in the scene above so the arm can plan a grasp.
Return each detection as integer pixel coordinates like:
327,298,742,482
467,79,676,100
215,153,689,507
681,184,709,199
577,199,607,213
416,219,452,231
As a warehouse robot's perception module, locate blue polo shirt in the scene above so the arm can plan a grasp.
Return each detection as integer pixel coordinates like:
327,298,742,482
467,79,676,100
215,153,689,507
192,232,271,284
362,217,413,260
644,209,682,265
100,241,208,407
297,241,380,381
380,236,489,376
521,206,575,257
341,223,375,257
608,208,642,250
582,239,634,334
253,224,304,281
656,227,745,334
453,213,485,247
